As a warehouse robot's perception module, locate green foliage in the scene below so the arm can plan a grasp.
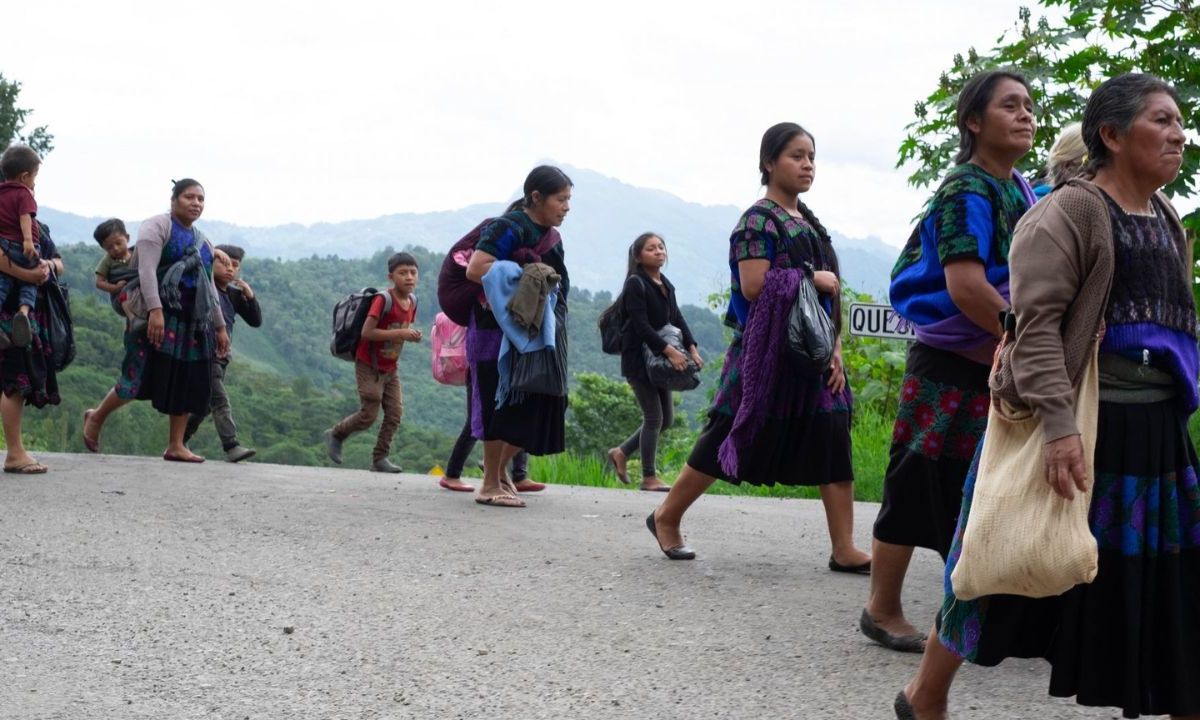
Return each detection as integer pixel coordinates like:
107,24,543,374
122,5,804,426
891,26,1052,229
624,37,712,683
898,0,1199,229
565,372,646,459
0,74,54,156
840,288,908,418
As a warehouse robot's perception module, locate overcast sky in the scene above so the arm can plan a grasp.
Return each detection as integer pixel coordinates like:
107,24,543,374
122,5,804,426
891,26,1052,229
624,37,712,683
5,0,1137,247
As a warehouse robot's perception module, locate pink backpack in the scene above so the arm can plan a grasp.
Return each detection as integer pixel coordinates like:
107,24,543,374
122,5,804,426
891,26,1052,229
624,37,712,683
431,312,469,386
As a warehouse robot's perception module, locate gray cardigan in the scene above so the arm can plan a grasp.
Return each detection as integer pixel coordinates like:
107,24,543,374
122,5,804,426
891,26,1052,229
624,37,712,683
136,213,225,330
993,178,1188,442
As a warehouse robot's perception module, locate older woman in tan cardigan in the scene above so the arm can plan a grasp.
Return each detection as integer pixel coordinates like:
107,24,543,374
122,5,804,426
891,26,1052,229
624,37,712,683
896,73,1200,720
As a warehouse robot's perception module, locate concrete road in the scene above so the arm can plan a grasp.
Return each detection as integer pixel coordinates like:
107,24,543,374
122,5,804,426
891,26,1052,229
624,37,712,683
0,454,1117,719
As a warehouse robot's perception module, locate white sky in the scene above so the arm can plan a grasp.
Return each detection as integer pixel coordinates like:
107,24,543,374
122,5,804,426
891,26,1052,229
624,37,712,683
10,1,1068,246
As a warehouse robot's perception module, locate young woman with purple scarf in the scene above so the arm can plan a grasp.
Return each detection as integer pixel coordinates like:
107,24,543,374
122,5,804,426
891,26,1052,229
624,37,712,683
464,165,572,509
645,122,871,570
861,71,1037,654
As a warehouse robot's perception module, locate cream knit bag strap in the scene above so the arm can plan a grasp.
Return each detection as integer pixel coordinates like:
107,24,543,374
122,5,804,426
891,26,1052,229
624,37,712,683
950,343,1100,601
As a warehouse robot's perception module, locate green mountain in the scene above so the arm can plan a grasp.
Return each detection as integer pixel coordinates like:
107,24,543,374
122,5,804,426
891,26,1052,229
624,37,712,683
39,165,901,307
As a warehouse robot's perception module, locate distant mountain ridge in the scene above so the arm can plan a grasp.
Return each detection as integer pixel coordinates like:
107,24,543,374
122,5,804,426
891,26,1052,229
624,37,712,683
40,165,900,304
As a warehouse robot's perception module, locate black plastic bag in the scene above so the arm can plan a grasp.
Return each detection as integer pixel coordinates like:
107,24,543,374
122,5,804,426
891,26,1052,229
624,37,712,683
43,269,75,372
785,271,834,376
643,324,701,392
511,301,568,397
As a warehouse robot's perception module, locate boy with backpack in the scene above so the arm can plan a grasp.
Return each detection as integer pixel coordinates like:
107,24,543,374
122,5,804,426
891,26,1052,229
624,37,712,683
184,245,262,462
325,252,421,473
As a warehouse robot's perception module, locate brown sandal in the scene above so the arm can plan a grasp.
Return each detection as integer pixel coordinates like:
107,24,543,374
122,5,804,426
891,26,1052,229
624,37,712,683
474,494,526,508
4,461,48,474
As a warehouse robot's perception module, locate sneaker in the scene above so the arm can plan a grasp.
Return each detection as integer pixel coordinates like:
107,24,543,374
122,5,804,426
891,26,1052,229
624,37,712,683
371,457,403,473
10,313,31,348
324,429,343,464
224,445,257,463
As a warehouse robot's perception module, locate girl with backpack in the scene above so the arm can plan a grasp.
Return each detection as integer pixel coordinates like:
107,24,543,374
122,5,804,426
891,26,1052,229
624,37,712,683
605,233,702,492
645,123,870,570
463,166,572,508
862,71,1037,655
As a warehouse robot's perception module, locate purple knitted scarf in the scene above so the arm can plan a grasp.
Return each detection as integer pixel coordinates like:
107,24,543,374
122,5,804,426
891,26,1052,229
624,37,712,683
719,268,801,477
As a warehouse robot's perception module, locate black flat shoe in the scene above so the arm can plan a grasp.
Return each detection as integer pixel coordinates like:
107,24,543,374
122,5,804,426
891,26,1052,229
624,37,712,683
894,690,916,719
829,554,871,574
860,609,927,653
645,512,695,560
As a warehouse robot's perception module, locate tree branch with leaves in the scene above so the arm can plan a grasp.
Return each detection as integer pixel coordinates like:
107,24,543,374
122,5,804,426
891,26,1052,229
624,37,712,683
898,0,1198,228
0,74,54,157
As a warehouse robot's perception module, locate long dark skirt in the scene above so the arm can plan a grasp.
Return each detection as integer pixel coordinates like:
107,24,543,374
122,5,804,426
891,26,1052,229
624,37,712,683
466,302,566,456
115,299,214,417
687,337,853,486
938,398,1200,718
873,342,991,557
0,299,60,408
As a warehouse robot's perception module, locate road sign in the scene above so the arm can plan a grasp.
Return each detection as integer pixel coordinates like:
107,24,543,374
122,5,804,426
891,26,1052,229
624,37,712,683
847,303,915,341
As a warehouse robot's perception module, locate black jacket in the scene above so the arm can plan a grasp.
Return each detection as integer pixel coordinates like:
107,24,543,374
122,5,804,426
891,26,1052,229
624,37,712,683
619,270,695,381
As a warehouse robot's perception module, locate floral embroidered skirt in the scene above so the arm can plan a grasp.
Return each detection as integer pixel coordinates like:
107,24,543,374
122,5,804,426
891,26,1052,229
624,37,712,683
873,342,990,557
937,396,1200,718
115,301,214,416
0,301,60,408
687,336,853,486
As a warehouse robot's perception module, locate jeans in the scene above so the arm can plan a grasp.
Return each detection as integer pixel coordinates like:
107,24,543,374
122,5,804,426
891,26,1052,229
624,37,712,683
618,377,673,478
0,237,39,310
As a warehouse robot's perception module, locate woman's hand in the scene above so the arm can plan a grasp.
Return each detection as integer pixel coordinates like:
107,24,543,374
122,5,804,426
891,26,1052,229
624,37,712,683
215,327,231,359
402,328,423,342
827,346,846,394
812,270,840,295
147,309,165,348
1044,434,1088,500
688,346,704,370
664,345,688,371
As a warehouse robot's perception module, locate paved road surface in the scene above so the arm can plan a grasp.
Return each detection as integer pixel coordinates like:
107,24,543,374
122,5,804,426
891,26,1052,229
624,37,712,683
0,454,1117,719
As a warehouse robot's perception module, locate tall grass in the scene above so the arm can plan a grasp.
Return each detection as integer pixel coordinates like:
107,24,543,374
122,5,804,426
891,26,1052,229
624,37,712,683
529,405,894,502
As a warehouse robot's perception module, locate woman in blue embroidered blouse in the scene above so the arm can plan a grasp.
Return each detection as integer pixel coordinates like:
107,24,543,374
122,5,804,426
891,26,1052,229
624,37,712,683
464,166,572,508
863,71,1037,655
83,179,230,463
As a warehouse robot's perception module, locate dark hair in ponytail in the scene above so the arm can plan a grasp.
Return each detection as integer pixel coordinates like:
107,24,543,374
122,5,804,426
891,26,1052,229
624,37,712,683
171,177,203,200
520,165,572,208
505,199,524,213
794,200,843,337
954,70,1030,164
626,232,662,277
759,122,811,186
757,123,843,337
1081,73,1178,174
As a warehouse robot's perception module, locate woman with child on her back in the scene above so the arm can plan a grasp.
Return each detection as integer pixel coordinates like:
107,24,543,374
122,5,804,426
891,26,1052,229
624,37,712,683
82,178,230,463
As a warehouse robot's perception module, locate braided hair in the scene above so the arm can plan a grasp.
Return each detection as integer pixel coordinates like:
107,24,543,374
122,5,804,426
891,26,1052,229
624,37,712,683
759,122,843,337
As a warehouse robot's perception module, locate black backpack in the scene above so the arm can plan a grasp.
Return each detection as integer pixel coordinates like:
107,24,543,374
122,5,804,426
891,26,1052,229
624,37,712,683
330,288,394,362
597,275,649,355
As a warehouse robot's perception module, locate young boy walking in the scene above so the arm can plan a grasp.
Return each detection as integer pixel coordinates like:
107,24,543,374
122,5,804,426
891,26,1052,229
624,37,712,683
325,252,421,473
184,245,262,462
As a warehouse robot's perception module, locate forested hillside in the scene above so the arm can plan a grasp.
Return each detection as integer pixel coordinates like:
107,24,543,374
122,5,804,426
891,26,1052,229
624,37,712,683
32,242,726,473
